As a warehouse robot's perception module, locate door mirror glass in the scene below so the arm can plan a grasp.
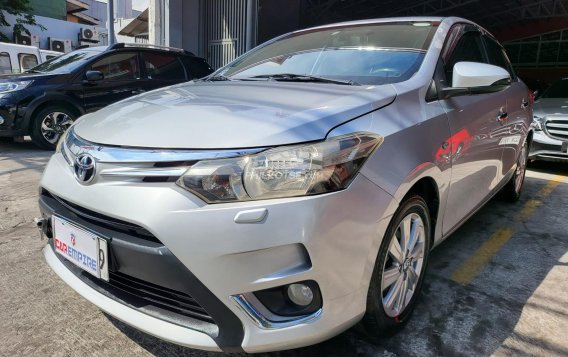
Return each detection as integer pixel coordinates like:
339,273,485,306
85,70,104,82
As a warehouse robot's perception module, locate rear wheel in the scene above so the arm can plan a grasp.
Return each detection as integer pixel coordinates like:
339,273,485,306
30,106,76,150
501,140,529,202
363,196,431,338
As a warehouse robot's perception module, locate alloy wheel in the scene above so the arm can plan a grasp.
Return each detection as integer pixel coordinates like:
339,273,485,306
40,111,73,144
381,212,426,318
515,142,528,193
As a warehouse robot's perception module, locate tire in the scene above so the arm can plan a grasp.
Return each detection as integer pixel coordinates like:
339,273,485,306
363,196,431,338
30,106,76,150
500,140,529,202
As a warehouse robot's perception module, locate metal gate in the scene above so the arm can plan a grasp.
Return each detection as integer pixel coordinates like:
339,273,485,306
201,0,248,69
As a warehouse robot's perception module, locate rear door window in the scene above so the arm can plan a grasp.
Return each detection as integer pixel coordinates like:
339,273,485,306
188,57,213,79
19,53,38,71
141,52,186,80
0,53,12,74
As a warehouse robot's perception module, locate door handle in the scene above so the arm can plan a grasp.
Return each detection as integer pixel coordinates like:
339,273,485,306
521,99,529,110
497,111,508,124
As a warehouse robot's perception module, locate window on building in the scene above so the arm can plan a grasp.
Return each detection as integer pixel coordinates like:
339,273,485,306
19,53,38,71
0,53,12,74
91,52,140,80
142,52,185,80
504,29,568,67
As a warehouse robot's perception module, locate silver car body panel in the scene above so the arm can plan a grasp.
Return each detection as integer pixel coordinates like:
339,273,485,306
40,16,532,352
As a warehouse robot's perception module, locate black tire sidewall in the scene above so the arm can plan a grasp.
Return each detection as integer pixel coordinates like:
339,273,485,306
30,106,75,150
501,140,529,202
364,196,431,336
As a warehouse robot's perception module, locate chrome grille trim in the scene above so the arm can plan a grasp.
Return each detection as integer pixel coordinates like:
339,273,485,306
65,128,267,164
99,167,188,178
544,117,568,141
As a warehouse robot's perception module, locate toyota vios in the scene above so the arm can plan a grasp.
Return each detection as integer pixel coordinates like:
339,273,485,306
38,17,533,353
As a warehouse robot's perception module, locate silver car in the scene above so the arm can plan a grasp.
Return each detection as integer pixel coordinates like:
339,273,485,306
530,78,568,161
38,17,533,353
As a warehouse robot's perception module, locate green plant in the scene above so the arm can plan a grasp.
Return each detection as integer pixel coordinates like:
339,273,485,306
0,0,45,42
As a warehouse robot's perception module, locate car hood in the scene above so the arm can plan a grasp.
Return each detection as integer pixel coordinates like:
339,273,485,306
534,98,568,117
73,81,397,149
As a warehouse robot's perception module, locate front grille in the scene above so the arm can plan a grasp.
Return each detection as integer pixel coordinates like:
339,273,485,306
41,190,161,244
545,117,568,141
107,271,215,324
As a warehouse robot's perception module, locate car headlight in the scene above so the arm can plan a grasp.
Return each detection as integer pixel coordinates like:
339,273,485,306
532,115,543,131
176,132,383,203
0,81,33,94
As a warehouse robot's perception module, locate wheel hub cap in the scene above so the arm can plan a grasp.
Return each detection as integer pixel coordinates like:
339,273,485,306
381,213,426,318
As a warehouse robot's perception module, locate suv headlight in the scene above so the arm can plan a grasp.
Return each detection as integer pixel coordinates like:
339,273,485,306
532,115,543,131
176,132,383,203
0,81,33,94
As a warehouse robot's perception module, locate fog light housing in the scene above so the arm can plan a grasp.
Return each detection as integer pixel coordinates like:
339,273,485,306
253,280,322,317
287,283,314,306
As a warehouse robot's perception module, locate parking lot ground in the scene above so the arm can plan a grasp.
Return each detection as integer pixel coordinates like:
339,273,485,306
1,139,567,357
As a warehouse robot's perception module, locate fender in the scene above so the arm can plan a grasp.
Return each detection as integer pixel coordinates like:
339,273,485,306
22,93,85,131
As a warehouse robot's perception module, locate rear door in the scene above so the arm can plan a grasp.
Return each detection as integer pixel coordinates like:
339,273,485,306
483,35,530,176
82,51,142,113
440,25,508,234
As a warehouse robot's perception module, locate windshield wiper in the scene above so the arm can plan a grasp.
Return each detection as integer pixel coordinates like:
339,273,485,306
25,69,44,74
249,73,358,86
205,74,233,82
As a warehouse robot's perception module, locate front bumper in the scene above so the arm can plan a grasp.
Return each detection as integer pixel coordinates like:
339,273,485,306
0,95,26,136
529,131,568,162
40,152,397,352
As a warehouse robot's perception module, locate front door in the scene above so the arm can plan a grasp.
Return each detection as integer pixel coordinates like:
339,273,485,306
440,26,507,234
82,51,143,113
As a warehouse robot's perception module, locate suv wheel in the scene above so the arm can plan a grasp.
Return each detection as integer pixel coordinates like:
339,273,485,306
364,196,431,338
30,106,76,150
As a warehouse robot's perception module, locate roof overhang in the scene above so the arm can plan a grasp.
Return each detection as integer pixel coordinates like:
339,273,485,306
118,9,149,36
66,0,89,14
72,11,100,26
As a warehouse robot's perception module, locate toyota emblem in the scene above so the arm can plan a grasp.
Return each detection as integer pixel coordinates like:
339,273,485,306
74,153,96,184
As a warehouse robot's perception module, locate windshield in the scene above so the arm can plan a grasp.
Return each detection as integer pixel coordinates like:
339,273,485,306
30,50,102,74
217,22,438,85
542,80,568,99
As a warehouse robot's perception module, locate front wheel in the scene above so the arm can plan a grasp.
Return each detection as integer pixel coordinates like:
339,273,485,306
30,106,76,150
363,196,431,338
500,140,529,202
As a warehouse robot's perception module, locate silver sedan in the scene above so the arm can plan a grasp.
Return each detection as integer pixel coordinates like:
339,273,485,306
38,17,533,352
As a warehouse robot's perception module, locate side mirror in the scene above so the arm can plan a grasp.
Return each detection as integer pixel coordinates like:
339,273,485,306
441,62,511,99
85,70,104,82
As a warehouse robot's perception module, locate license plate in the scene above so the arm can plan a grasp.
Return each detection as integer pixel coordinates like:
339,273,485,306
562,142,568,153
52,216,109,281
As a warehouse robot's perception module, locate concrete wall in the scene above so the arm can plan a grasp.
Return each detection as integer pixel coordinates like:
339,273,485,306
0,13,107,51
150,0,200,55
